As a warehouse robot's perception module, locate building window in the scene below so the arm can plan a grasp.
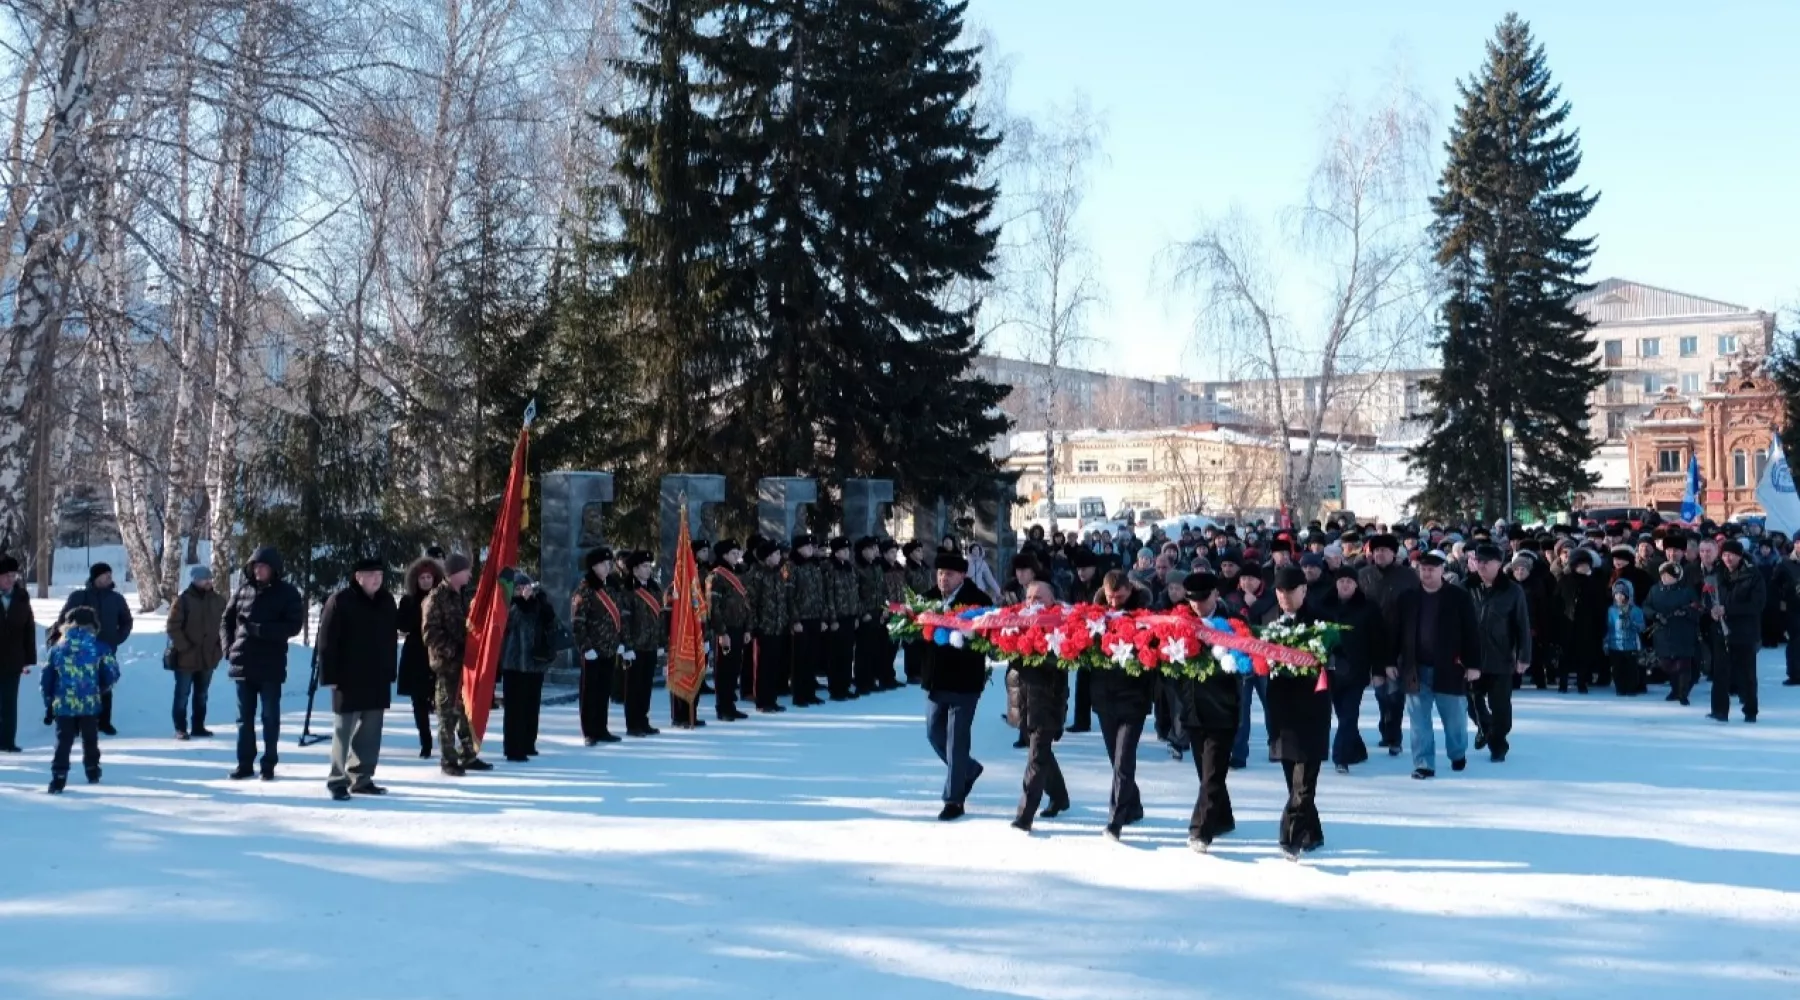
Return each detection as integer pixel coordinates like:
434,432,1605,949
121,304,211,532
1719,334,1740,356
1681,373,1700,395
1680,336,1698,357
1734,450,1748,488
1606,411,1626,438
1076,459,1098,474
1603,340,1623,367
1642,373,1659,394
1756,450,1770,485
1126,458,1148,473
1640,337,1660,358
1658,449,1682,474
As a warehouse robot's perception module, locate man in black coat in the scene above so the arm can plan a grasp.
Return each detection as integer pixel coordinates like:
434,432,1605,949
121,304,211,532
1395,552,1482,779
1179,573,1238,852
318,559,399,800
1710,540,1767,723
1466,544,1532,762
53,562,132,736
1066,548,1100,732
921,553,991,821
1358,534,1418,755
1091,570,1154,841
1323,566,1390,774
1264,567,1331,860
0,556,35,753
222,546,306,780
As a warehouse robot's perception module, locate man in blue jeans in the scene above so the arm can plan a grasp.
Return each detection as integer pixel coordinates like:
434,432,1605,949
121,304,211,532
221,547,305,780
1225,563,1277,768
920,553,992,821
1395,551,1481,779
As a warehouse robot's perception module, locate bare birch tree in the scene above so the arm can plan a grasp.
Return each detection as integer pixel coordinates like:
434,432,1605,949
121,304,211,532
1166,83,1435,521
1002,95,1106,535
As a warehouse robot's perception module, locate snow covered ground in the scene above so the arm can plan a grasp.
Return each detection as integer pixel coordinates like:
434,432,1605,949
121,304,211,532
4,592,1800,999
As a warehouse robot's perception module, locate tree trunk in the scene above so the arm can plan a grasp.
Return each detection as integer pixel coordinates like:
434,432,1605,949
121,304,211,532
0,0,103,550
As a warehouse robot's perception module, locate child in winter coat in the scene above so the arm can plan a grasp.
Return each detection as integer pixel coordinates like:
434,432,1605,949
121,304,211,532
41,606,122,793
1645,562,1701,705
1605,580,1648,696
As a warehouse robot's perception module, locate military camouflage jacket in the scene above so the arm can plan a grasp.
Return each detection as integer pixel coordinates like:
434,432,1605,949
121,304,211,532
621,583,666,652
787,557,830,622
826,559,861,621
883,562,907,605
707,565,753,637
747,563,789,635
904,559,933,597
857,557,888,618
421,581,468,674
571,577,623,659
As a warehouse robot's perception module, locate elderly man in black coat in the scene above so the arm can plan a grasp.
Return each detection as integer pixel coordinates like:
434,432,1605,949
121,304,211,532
1179,572,1239,853
921,553,992,822
223,546,307,780
1396,552,1484,780
0,556,35,753
319,559,399,800
1091,569,1155,842
1264,567,1333,860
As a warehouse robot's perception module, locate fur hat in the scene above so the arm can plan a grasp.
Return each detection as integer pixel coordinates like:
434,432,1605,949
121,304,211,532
755,540,783,562
584,547,614,571
1183,572,1219,598
0,556,19,576
828,536,850,553
352,557,386,574
716,538,742,558
1366,533,1400,552
936,553,969,574
624,550,653,572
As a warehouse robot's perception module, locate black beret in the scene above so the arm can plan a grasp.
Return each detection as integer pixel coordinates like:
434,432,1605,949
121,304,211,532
1273,566,1308,591
936,553,969,573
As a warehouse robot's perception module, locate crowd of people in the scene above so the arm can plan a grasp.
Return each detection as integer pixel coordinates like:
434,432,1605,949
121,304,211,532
0,510,1787,861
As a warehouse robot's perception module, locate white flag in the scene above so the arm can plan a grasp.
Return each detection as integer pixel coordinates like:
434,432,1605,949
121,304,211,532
1755,435,1800,535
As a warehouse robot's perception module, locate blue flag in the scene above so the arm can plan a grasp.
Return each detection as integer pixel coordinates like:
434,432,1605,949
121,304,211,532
1680,454,1703,523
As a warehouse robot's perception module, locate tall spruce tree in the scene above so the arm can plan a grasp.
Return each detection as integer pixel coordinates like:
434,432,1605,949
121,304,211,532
713,0,1009,521
1767,327,1800,470
597,0,746,529
1411,13,1603,520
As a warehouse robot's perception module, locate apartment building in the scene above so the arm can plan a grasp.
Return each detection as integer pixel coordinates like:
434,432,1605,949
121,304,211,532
1575,278,1777,442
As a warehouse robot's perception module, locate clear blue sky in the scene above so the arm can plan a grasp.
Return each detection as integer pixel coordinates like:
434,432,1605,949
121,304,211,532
968,0,1800,379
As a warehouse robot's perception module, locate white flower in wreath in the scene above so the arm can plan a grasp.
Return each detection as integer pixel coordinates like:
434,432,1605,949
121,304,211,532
1045,629,1067,657
1162,637,1189,663
1108,640,1136,666
1001,627,1021,638
1087,617,1109,636
948,631,966,649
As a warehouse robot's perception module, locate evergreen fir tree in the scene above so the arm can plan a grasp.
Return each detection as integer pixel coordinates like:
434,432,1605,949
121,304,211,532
1411,13,1603,521
713,0,1010,520
596,0,746,531
1767,328,1800,470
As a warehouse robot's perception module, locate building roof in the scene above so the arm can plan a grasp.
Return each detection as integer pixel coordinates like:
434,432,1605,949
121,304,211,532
1573,278,1762,325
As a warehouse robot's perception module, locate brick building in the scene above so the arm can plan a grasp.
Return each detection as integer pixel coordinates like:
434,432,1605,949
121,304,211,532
1624,361,1783,519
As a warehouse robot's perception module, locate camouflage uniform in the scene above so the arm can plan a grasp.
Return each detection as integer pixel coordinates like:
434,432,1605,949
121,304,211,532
706,564,752,718
824,553,862,698
746,560,790,709
856,550,898,691
421,581,476,765
905,557,934,597
619,579,664,734
786,554,830,704
570,577,623,741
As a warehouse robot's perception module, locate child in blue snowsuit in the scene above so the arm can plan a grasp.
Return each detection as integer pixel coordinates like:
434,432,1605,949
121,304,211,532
42,606,121,793
1605,580,1648,696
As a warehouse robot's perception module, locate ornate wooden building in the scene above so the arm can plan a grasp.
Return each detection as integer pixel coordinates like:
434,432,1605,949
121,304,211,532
1625,361,1784,519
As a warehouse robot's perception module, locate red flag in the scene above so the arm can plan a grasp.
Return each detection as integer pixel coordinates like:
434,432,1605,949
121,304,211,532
463,420,531,747
666,502,708,720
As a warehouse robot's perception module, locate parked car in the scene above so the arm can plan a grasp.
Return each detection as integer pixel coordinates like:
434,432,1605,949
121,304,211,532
1577,506,1659,531
1138,514,1220,544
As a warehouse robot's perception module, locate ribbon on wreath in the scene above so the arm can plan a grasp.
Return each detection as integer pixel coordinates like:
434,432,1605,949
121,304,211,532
913,605,1318,669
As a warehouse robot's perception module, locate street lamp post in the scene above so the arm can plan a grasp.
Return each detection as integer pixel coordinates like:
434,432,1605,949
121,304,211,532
1502,418,1516,522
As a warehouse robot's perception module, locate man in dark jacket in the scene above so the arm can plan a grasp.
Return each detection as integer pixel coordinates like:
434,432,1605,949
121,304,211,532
54,562,132,736
1067,547,1100,731
318,559,398,800
1358,534,1417,754
1710,540,1766,723
222,546,306,779
1775,538,1800,687
1395,552,1482,779
1323,567,1389,774
921,553,991,822
0,556,34,753
165,565,227,739
1179,573,1237,852
1091,570,1154,841
1226,563,1277,768
1466,544,1532,762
